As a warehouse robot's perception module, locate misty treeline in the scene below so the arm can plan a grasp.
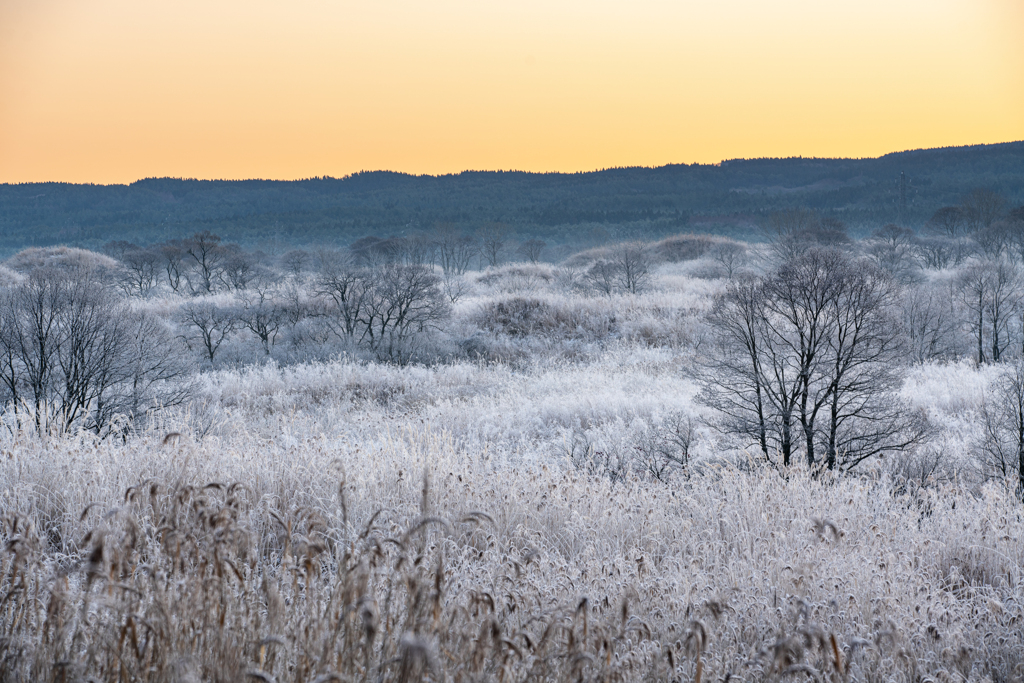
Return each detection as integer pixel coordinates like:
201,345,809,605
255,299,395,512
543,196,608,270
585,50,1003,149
2,192,1024,489
3,140,1023,255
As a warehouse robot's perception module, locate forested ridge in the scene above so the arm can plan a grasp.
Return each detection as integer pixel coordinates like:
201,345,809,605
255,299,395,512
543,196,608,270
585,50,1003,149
2,140,1023,255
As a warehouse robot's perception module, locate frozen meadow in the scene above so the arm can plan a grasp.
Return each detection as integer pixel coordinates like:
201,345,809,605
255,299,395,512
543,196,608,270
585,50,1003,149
2,251,1024,681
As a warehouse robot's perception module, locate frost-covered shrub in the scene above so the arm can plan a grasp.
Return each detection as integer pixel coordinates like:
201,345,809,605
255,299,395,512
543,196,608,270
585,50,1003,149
4,245,121,277
561,410,707,483
456,332,530,365
474,296,617,340
475,263,556,293
0,265,23,287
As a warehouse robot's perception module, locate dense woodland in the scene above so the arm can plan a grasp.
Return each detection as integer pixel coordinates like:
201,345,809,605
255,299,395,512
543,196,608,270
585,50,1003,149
3,161,1024,679
1,141,1023,256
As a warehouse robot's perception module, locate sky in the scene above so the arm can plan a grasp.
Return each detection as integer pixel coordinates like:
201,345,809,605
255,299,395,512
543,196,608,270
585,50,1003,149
0,0,1022,184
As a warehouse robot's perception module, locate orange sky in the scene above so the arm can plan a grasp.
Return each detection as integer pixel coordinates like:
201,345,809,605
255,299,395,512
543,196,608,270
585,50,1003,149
1,0,1022,184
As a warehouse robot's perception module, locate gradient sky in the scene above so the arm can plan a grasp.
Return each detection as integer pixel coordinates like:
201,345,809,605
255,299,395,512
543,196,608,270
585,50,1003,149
1,0,1022,183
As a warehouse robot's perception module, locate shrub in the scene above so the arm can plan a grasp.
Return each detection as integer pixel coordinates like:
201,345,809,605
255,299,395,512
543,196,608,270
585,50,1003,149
475,296,617,340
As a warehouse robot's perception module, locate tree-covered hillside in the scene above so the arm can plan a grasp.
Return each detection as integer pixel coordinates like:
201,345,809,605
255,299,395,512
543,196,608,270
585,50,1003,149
1,141,1022,256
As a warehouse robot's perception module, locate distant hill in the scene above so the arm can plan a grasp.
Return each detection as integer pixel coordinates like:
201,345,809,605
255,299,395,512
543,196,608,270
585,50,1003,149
1,141,1022,256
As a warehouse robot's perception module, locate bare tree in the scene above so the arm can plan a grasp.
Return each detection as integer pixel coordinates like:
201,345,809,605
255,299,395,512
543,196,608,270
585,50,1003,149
699,277,777,462
350,236,403,267
440,271,469,304
358,264,449,361
160,240,188,292
434,224,477,276
763,208,821,261
0,268,187,433
477,223,510,268
819,260,922,470
979,361,1024,496
98,313,191,431
584,260,618,296
221,247,264,291
280,249,310,279
178,302,238,363
313,252,449,359
974,221,1013,259
518,239,546,264
235,285,286,355
763,209,850,262
961,188,1007,234
0,270,67,429
926,206,967,238
700,249,916,471
901,281,961,362
118,246,160,296
184,231,226,295
102,240,136,262
1004,215,1024,265
614,241,651,294
955,259,1021,365
402,233,438,268
913,235,971,270
315,250,369,340
867,224,919,281
708,241,748,278
761,249,848,468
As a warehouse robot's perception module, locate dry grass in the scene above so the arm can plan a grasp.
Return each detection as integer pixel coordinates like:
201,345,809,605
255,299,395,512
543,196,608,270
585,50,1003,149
2,421,1023,682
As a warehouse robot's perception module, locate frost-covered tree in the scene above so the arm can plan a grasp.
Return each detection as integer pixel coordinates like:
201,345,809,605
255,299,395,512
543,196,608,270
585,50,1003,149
178,301,238,363
980,361,1024,496
359,264,449,361
315,250,370,340
614,242,652,294
0,267,187,433
700,249,919,471
183,230,227,295
900,280,961,363
955,259,1021,365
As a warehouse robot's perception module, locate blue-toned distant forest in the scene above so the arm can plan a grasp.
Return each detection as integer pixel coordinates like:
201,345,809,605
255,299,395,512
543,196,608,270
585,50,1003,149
1,140,1023,256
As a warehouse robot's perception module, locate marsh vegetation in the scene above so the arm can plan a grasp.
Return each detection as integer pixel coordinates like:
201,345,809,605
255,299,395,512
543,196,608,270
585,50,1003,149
3,198,1024,680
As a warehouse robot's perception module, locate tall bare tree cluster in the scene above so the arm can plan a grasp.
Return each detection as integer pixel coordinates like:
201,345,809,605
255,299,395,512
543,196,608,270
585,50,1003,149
107,231,268,297
700,249,921,471
315,252,450,361
0,265,187,434
582,242,653,295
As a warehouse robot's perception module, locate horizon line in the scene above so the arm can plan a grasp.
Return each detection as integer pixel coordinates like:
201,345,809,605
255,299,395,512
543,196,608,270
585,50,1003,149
4,139,1022,188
